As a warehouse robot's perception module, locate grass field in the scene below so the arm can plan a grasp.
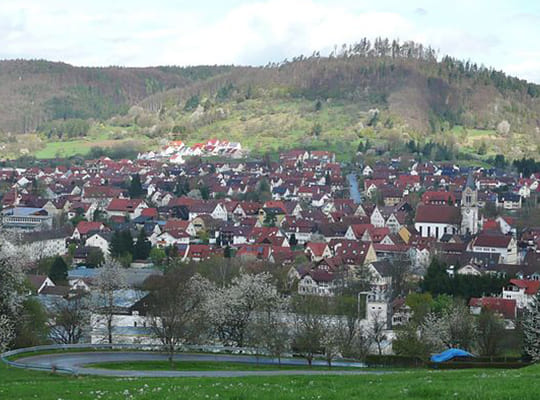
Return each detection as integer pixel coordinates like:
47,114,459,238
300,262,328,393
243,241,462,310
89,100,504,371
2,358,540,399
87,360,357,371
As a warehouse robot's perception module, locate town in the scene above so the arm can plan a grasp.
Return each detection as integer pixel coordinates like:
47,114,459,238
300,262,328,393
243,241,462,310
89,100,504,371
1,140,539,361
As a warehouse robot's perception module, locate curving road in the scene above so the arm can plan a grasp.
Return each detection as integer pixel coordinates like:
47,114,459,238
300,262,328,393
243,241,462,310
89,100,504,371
13,351,388,377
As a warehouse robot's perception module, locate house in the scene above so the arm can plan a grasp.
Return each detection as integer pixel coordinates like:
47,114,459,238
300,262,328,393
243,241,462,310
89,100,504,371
496,193,522,209
391,298,412,327
188,201,228,221
1,228,68,262
106,199,148,220
502,279,540,309
366,260,393,290
421,191,456,205
456,263,483,276
305,242,332,262
298,269,336,296
469,297,516,327
414,204,461,240
469,234,518,265
85,232,112,258
72,221,105,240
0,207,53,230
27,275,56,294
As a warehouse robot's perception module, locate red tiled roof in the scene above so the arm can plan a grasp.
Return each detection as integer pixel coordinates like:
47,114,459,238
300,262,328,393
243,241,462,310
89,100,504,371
415,204,461,224
141,208,158,218
107,199,144,212
75,221,104,235
473,234,512,249
306,242,329,257
510,279,540,295
469,297,516,320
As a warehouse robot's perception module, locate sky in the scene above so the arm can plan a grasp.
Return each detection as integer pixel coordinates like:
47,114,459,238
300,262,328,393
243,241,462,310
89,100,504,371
1,0,539,82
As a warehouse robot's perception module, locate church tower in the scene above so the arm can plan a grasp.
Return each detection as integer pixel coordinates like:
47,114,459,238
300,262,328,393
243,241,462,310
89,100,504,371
461,172,478,235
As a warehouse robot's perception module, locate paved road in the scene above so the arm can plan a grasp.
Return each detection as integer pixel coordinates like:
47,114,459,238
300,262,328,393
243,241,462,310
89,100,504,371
13,352,389,377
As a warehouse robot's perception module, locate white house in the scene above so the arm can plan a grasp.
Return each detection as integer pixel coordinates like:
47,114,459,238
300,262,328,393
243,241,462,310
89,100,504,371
502,279,540,309
470,234,518,265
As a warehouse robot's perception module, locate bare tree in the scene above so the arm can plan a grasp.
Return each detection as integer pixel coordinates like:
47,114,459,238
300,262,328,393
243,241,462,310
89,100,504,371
93,260,128,344
49,294,90,344
145,266,210,364
247,296,291,365
291,295,328,366
368,311,388,356
476,307,505,357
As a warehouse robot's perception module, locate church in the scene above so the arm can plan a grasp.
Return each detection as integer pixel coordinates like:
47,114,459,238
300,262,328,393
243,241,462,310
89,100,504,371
414,172,479,239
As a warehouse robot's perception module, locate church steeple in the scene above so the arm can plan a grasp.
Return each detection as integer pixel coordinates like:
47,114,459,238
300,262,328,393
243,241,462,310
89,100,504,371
465,171,476,191
461,171,478,235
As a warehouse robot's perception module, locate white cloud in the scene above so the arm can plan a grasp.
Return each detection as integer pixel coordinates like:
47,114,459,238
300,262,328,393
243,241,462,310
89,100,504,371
0,0,538,83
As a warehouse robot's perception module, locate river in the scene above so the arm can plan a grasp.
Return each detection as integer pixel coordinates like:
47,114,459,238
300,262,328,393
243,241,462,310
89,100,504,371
347,173,362,204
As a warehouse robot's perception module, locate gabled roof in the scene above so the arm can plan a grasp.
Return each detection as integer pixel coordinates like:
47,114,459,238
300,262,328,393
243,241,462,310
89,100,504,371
75,221,104,235
509,279,540,295
306,242,329,257
415,204,461,224
107,199,144,212
469,297,516,320
473,234,512,249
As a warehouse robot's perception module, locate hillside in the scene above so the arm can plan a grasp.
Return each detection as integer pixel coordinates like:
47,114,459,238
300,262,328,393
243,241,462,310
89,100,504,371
0,60,231,132
1,39,540,160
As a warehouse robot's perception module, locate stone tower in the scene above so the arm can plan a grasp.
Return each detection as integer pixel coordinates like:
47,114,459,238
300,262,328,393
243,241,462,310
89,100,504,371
461,172,478,235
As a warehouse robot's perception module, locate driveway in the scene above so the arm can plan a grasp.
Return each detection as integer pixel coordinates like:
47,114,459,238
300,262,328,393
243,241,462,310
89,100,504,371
13,351,390,378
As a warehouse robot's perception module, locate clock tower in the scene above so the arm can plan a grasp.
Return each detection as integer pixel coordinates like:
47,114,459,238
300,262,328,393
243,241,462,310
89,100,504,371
461,172,478,235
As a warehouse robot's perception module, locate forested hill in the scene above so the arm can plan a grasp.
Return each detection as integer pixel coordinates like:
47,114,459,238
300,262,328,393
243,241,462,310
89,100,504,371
1,38,540,138
0,60,231,132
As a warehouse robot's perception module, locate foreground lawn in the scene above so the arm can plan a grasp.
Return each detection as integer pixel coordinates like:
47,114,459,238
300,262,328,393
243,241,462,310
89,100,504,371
2,360,540,399
88,360,357,371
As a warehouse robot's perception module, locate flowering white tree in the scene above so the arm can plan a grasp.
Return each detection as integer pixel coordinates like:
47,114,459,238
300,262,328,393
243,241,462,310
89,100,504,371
206,272,280,347
93,260,128,344
523,293,540,361
420,302,476,351
0,246,25,351
0,315,14,352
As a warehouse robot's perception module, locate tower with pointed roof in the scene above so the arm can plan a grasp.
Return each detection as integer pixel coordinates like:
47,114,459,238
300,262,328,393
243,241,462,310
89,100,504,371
461,172,478,235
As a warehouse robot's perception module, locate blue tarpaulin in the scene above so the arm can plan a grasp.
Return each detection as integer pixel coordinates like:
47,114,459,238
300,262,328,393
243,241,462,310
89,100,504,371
430,349,474,363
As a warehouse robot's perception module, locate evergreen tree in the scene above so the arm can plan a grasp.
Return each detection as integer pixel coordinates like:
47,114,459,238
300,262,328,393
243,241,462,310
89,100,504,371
109,230,134,259
133,229,152,260
523,293,540,361
224,245,232,258
200,186,210,200
120,230,134,256
289,233,298,247
129,173,144,198
49,256,68,284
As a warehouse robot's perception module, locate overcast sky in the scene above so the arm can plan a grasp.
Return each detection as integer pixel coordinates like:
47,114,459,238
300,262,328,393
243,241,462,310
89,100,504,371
1,0,539,82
